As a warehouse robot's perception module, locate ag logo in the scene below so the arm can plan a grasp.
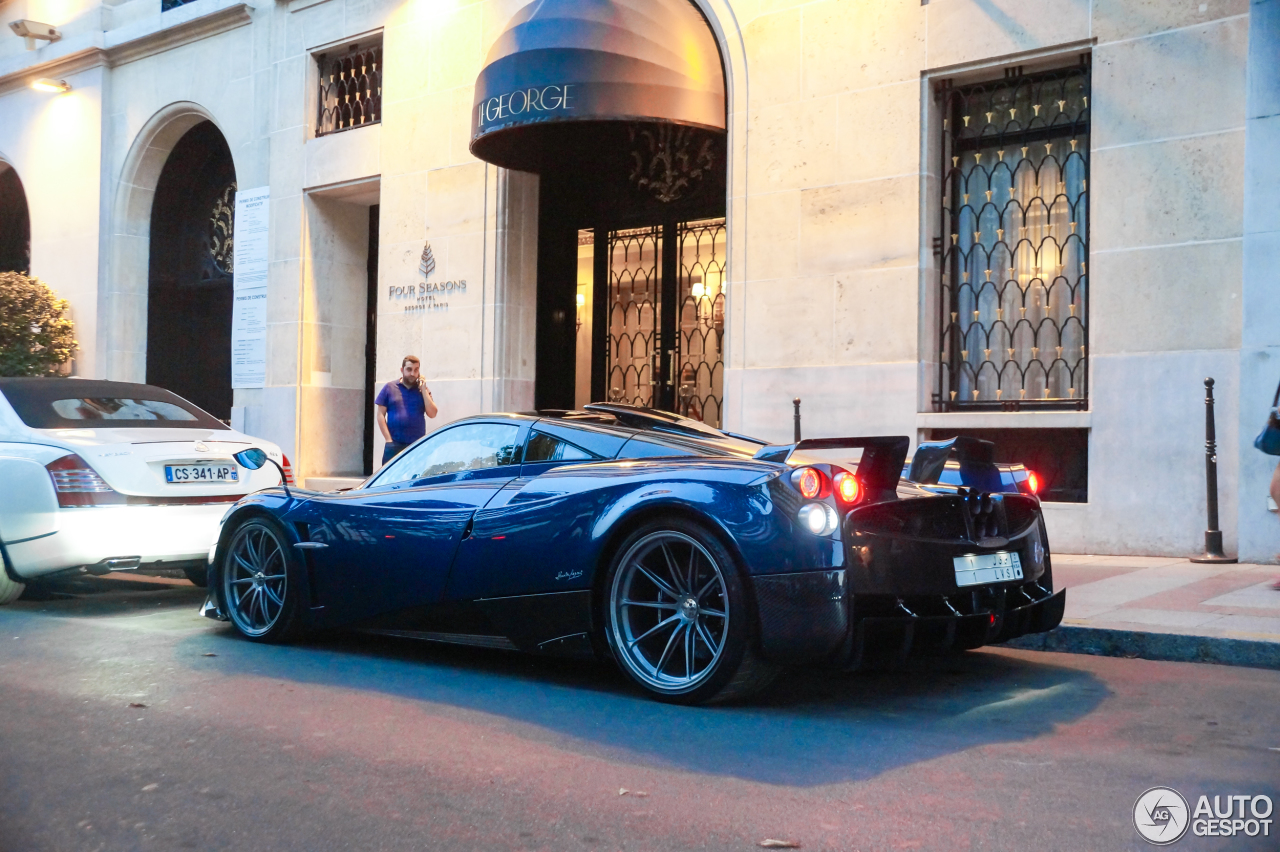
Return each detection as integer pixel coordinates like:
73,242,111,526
1134,787,1190,845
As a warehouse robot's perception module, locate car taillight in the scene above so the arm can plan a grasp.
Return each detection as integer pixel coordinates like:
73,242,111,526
281,454,296,486
834,471,860,504
46,454,125,507
791,467,825,499
1026,470,1040,495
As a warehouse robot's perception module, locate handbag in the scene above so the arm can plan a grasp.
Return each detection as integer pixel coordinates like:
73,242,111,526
1254,378,1280,455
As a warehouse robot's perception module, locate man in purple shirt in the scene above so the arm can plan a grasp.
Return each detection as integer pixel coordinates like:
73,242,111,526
375,355,438,464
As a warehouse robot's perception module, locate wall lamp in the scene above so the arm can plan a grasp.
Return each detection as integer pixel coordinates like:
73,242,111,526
9,19,62,50
32,78,71,93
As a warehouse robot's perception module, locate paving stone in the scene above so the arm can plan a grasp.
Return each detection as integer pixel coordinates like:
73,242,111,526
1006,555,1280,669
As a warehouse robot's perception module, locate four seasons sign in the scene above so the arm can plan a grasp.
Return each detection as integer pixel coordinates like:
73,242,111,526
388,241,467,313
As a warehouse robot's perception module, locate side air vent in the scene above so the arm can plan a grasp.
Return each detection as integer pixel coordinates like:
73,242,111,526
1001,495,1039,536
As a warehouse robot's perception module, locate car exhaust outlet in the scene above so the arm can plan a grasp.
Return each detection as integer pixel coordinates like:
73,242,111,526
85,556,142,575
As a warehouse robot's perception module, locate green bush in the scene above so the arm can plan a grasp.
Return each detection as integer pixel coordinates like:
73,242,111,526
0,271,77,376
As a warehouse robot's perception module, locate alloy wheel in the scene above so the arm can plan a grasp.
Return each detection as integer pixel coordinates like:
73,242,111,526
610,530,729,693
224,523,288,638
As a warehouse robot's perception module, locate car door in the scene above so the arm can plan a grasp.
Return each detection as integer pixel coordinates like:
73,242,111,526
445,423,621,602
290,422,525,623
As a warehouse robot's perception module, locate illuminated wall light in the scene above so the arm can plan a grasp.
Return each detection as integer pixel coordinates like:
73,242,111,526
32,77,70,93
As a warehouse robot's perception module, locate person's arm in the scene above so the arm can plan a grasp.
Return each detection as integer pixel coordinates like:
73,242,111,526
376,405,391,442
423,386,439,419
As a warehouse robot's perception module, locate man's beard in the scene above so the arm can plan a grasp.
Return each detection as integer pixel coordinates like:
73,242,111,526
402,375,419,389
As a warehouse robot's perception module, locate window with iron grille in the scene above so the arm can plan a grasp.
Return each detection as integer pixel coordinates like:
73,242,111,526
315,41,382,137
934,63,1089,411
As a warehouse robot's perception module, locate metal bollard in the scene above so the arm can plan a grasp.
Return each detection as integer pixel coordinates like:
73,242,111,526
793,398,802,443
1190,377,1237,563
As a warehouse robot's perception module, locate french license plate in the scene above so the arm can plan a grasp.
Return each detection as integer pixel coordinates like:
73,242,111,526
165,463,239,483
953,551,1023,587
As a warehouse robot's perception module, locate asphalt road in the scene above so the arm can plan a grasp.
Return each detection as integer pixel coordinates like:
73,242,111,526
0,576,1276,852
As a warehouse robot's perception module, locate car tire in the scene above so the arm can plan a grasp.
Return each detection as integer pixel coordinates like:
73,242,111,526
219,517,307,643
602,517,779,705
183,562,209,588
0,570,24,606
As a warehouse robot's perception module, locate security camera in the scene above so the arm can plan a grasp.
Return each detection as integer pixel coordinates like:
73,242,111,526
8,20,61,50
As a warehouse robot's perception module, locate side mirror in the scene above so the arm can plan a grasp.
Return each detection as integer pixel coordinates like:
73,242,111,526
233,448,291,497
234,448,269,470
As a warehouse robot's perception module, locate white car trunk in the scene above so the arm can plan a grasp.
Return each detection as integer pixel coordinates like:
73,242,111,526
36,428,285,496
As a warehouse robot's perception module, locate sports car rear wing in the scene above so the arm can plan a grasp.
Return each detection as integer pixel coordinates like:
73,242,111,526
753,436,910,491
907,436,1004,493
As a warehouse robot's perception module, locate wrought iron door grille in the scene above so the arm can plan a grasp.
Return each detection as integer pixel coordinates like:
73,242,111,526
607,227,662,407
209,182,235,275
316,44,383,137
676,218,726,427
935,64,1089,411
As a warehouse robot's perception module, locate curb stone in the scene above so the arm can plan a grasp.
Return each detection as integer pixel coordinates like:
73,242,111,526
1003,626,1280,671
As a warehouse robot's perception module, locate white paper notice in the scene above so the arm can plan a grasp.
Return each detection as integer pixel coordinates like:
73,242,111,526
231,186,269,388
233,187,269,291
232,288,267,388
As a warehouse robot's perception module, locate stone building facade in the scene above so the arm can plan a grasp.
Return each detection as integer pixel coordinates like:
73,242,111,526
0,0,1277,559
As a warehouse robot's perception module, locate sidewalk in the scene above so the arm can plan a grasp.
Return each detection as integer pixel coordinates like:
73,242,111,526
1008,554,1280,669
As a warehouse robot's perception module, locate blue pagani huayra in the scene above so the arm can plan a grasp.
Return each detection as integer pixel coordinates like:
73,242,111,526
202,404,1065,704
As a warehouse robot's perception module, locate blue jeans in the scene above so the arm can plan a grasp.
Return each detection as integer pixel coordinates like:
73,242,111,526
382,441,408,465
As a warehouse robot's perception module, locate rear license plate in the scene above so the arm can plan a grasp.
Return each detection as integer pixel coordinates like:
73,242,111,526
953,551,1023,587
165,463,239,483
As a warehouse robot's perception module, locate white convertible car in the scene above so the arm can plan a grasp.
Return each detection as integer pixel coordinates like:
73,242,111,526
0,378,289,603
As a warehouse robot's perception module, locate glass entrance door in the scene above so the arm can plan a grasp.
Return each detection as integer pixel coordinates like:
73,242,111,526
673,218,726,427
576,218,725,427
605,226,662,409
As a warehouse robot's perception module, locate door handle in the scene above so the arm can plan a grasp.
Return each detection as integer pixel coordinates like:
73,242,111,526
666,349,676,386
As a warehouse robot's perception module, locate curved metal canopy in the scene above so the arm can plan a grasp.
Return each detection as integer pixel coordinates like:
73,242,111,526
470,0,725,172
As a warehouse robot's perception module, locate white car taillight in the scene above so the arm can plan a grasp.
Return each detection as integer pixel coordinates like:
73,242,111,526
46,454,125,507
282,454,296,486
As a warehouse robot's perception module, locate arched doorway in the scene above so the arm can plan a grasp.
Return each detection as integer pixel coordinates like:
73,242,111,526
0,161,30,273
145,120,236,419
471,0,728,424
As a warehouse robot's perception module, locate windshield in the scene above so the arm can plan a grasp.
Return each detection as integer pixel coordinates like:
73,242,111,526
368,423,523,487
